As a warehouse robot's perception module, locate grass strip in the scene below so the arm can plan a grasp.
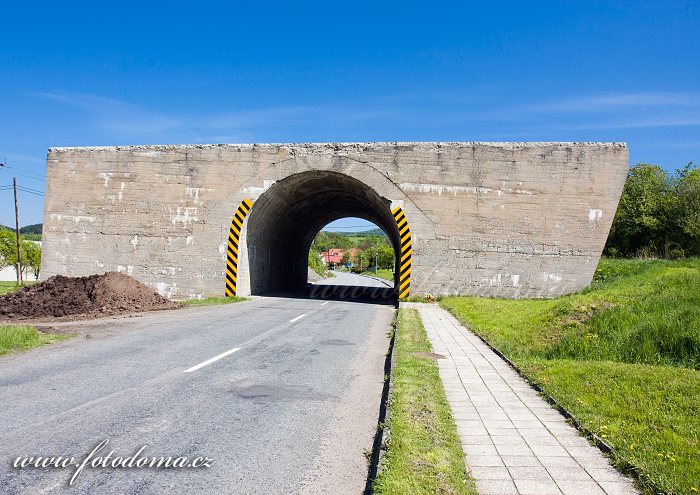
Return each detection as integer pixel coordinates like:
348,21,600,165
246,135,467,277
360,269,394,281
373,309,476,495
0,325,74,356
180,296,248,306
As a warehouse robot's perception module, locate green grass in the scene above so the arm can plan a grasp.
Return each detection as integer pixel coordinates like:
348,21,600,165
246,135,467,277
0,281,36,296
180,296,247,306
361,268,394,281
440,258,700,495
0,325,74,356
374,309,476,495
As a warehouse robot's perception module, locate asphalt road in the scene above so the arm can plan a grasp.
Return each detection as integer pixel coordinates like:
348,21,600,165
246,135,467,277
0,295,393,494
313,271,393,288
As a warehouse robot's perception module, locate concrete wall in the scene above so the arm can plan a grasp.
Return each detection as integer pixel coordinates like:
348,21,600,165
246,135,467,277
41,142,628,299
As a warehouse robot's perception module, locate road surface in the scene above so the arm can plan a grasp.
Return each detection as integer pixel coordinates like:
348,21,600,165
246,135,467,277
0,296,393,494
313,271,393,288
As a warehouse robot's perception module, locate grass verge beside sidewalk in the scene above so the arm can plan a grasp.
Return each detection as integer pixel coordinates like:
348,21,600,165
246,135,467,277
440,258,700,495
373,309,476,495
0,325,74,356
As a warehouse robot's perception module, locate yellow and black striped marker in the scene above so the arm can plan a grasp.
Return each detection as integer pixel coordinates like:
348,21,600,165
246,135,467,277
225,198,253,297
392,206,411,299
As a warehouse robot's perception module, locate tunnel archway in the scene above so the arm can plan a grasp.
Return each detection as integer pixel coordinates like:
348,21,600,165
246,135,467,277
245,171,402,296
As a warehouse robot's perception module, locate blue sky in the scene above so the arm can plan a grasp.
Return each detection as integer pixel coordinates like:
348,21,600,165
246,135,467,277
1,0,698,228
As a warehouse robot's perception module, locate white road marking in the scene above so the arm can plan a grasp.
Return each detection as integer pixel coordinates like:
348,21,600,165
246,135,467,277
289,314,307,323
183,348,240,373
320,301,329,306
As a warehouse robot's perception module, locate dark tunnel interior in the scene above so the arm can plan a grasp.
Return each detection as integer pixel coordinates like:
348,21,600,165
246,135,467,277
245,171,401,295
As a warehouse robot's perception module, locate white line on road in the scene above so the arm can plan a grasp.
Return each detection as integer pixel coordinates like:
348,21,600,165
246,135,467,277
183,348,240,373
320,301,329,306
289,314,307,323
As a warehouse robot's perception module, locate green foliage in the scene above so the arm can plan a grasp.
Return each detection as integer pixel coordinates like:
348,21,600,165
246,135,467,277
675,165,700,253
440,258,700,495
310,228,390,253
22,239,41,279
360,244,395,271
19,223,42,235
0,223,42,241
373,310,476,495
606,162,699,257
308,250,326,277
0,230,41,278
0,230,15,270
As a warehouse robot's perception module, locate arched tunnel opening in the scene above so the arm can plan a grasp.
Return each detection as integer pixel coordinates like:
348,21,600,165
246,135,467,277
245,171,402,300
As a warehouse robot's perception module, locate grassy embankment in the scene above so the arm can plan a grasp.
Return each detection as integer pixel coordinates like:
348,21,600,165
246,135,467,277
440,258,700,495
374,309,476,495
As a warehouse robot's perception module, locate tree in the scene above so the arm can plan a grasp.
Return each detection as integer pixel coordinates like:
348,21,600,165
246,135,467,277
0,230,17,271
606,164,673,256
23,240,41,279
311,231,332,253
377,245,394,269
674,163,700,255
605,162,699,258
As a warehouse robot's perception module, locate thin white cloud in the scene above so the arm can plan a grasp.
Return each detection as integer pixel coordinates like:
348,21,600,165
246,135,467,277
523,92,700,113
32,91,404,142
559,117,700,130
35,91,182,135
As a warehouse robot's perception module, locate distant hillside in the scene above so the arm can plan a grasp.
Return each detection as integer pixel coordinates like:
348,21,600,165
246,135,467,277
21,223,42,235
328,228,387,237
0,223,42,240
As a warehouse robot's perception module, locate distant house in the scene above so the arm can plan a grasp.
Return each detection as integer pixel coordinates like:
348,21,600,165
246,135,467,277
321,248,344,267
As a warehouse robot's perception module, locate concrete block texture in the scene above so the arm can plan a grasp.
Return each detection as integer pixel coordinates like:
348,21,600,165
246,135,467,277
41,142,628,299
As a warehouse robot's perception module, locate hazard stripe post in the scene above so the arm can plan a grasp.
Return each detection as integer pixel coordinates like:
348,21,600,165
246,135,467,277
225,198,253,297
392,206,411,299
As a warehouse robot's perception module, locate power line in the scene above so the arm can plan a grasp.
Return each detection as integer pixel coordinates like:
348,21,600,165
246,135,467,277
0,159,46,182
17,185,45,194
16,187,44,197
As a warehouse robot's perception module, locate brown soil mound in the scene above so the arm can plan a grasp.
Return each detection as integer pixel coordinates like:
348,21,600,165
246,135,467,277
0,272,180,320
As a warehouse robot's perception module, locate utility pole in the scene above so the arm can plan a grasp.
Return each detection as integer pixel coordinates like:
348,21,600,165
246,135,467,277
13,177,22,285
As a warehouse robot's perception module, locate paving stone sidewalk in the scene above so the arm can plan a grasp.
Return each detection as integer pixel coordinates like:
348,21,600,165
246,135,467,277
406,303,639,495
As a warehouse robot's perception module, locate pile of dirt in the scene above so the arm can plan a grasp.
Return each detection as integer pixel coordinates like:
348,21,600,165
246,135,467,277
0,272,180,320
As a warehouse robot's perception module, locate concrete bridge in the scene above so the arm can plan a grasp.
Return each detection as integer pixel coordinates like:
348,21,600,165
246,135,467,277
40,142,628,299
